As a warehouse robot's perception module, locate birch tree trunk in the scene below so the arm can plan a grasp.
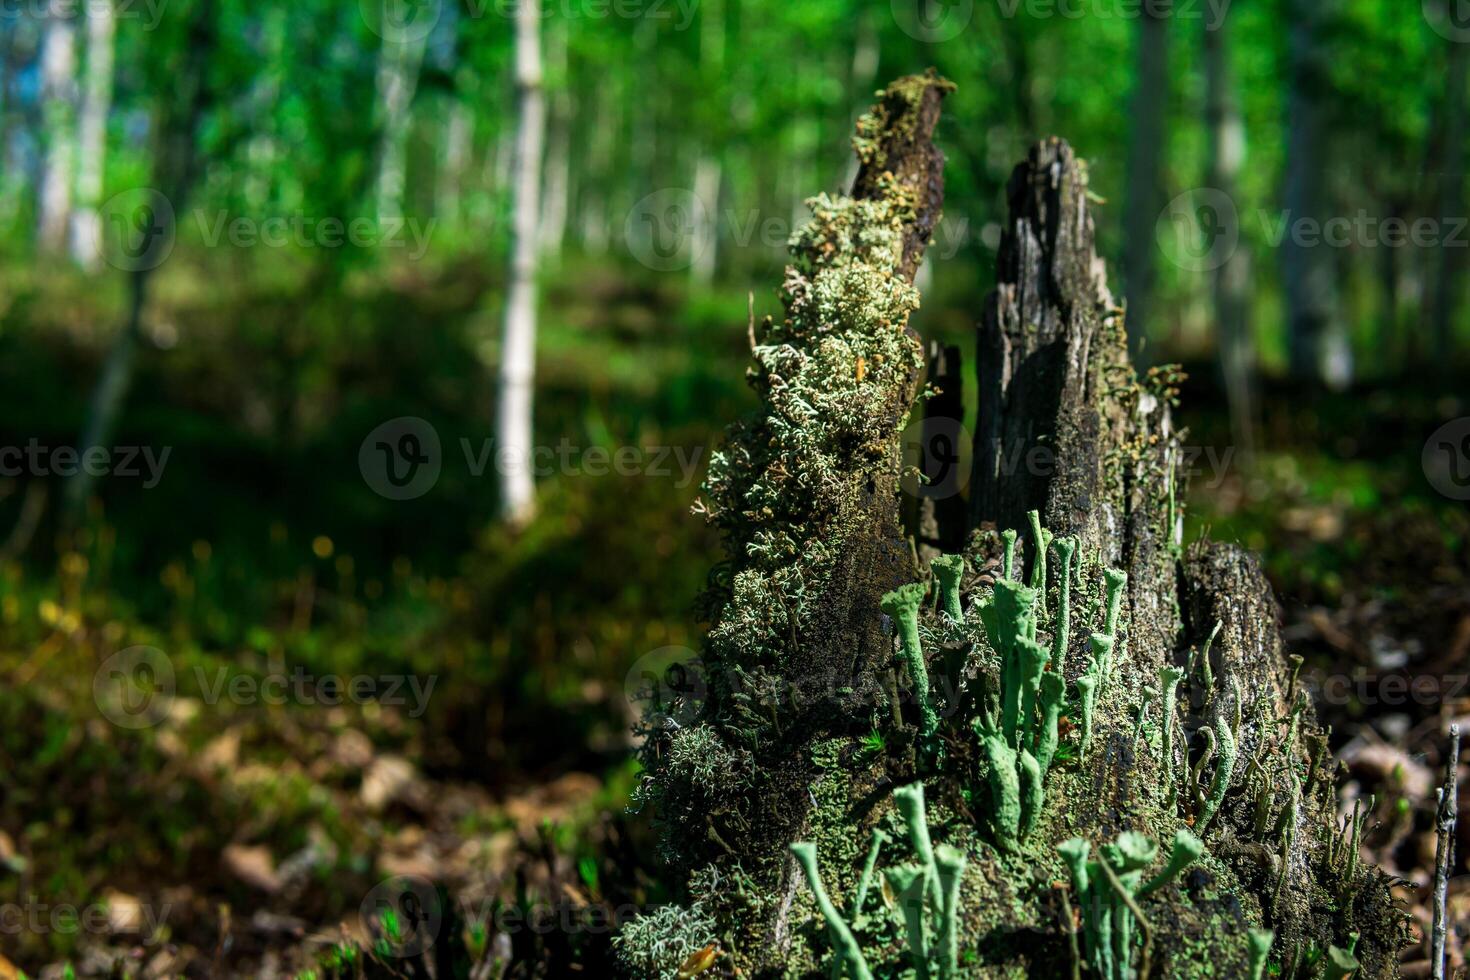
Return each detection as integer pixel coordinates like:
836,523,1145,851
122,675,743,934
70,0,116,271
373,13,428,223
37,0,78,255
538,19,568,259
495,0,543,525
1205,13,1255,460
439,95,471,229
1283,0,1350,387
1122,0,1168,360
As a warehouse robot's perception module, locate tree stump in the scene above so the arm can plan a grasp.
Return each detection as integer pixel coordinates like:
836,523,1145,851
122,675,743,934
620,75,1410,980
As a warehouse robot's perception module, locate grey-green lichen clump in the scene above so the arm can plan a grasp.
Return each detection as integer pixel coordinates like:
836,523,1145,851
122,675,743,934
619,77,1410,979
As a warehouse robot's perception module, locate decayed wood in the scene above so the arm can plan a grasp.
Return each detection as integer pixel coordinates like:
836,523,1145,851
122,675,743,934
969,138,1177,693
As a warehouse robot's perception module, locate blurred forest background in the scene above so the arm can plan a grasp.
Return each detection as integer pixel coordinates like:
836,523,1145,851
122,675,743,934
0,0,1467,975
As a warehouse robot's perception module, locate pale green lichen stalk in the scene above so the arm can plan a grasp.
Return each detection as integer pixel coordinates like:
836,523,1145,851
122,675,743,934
1051,536,1077,669
895,782,942,910
1198,709,1237,831
930,554,966,624
790,842,875,980
1138,828,1204,896
935,845,967,979
883,583,938,736
1159,664,1186,804
1247,928,1274,980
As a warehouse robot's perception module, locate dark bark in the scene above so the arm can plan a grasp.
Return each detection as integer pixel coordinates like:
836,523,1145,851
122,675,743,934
966,139,1407,978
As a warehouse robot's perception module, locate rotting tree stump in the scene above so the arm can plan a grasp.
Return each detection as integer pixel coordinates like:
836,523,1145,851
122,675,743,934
619,75,1411,980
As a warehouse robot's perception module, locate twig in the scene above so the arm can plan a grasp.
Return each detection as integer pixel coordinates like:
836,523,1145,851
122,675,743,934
1431,724,1460,980
1057,883,1082,980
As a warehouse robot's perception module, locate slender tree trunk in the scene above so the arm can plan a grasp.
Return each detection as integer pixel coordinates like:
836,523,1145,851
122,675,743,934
37,0,77,255
373,19,427,223
538,19,568,259
1205,14,1254,461
1122,0,1168,360
70,0,116,271
0,16,26,211
689,0,725,285
1283,0,1350,387
579,78,612,255
495,0,543,525
66,0,216,517
1432,27,1467,370
840,9,880,191
690,155,721,285
439,95,471,228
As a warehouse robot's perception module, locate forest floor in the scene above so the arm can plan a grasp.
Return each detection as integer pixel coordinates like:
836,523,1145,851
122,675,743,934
0,258,1465,978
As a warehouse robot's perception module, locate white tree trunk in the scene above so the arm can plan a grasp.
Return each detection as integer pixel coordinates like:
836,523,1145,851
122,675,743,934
539,100,568,258
690,155,721,285
70,0,116,271
37,0,78,255
496,0,543,525
438,96,471,227
538,19,567,258
373,20,427,223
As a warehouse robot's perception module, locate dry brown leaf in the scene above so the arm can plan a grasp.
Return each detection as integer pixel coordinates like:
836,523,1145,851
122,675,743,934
223,843,283,894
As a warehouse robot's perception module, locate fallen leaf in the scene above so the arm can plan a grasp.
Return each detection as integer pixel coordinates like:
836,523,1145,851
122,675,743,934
223,843,283,893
